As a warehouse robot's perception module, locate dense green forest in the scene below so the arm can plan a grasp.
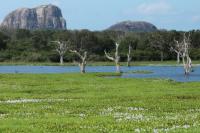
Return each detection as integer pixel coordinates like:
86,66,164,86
0,28,200,62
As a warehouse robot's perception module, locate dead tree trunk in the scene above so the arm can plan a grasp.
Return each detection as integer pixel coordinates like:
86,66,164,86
127,45,132,67
182,54,192,75
177,52,180,64
182,33,192,75
70,50,87,73
53,41,68,65
104,43,120,73
60,56,64,65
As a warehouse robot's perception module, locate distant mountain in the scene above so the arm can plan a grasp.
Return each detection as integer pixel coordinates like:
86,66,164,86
0,4,66,30
107,21,157,32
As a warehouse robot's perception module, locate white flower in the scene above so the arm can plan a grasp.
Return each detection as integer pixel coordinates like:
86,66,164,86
183,125,190,129
79,113,85,118
134,128,140,133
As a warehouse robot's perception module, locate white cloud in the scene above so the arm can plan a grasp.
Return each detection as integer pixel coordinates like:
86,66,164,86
136,1,171,15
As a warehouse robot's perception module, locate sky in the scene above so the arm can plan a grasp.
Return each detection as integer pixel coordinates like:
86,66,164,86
0,0,200,31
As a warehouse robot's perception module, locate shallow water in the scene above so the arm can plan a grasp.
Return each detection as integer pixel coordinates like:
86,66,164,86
0,66,199,82
121,66,200,82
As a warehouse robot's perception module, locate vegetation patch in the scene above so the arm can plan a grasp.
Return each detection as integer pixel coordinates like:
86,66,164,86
125,70,153,74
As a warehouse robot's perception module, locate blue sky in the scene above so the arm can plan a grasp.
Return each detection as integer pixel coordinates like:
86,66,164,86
0,0,200,31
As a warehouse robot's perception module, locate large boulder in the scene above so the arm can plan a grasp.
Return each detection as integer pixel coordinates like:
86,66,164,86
107,21,157,32
0,4,66,30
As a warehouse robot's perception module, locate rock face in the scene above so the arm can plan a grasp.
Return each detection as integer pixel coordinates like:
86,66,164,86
1,4,66,30
107,21,157,32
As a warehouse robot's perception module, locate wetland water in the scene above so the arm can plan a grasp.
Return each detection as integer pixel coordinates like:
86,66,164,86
0,66,199,82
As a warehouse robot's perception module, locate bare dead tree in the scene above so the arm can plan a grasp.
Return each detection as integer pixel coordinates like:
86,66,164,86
170,39,183,64
172,33,192,75
70,50,87,73
104,43,120,73
127,45,132,67
182,33,192,75
175,41,181,64
53,41,68,65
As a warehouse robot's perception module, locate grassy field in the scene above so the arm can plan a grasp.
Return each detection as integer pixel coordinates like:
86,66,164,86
0,73,200,132
1,60,200,66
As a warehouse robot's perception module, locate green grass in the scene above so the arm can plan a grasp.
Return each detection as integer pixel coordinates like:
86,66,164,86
0,73,200,132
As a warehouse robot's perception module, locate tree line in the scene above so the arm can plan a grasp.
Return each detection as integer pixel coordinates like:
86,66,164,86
0,28,200,63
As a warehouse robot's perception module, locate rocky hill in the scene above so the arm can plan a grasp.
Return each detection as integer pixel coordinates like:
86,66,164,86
0,4,66,30
107,21,157,32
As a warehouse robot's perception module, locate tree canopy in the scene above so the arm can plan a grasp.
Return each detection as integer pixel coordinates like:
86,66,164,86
0,28,199,62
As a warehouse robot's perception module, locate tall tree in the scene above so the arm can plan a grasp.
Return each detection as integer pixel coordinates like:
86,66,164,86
148,32,166,61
